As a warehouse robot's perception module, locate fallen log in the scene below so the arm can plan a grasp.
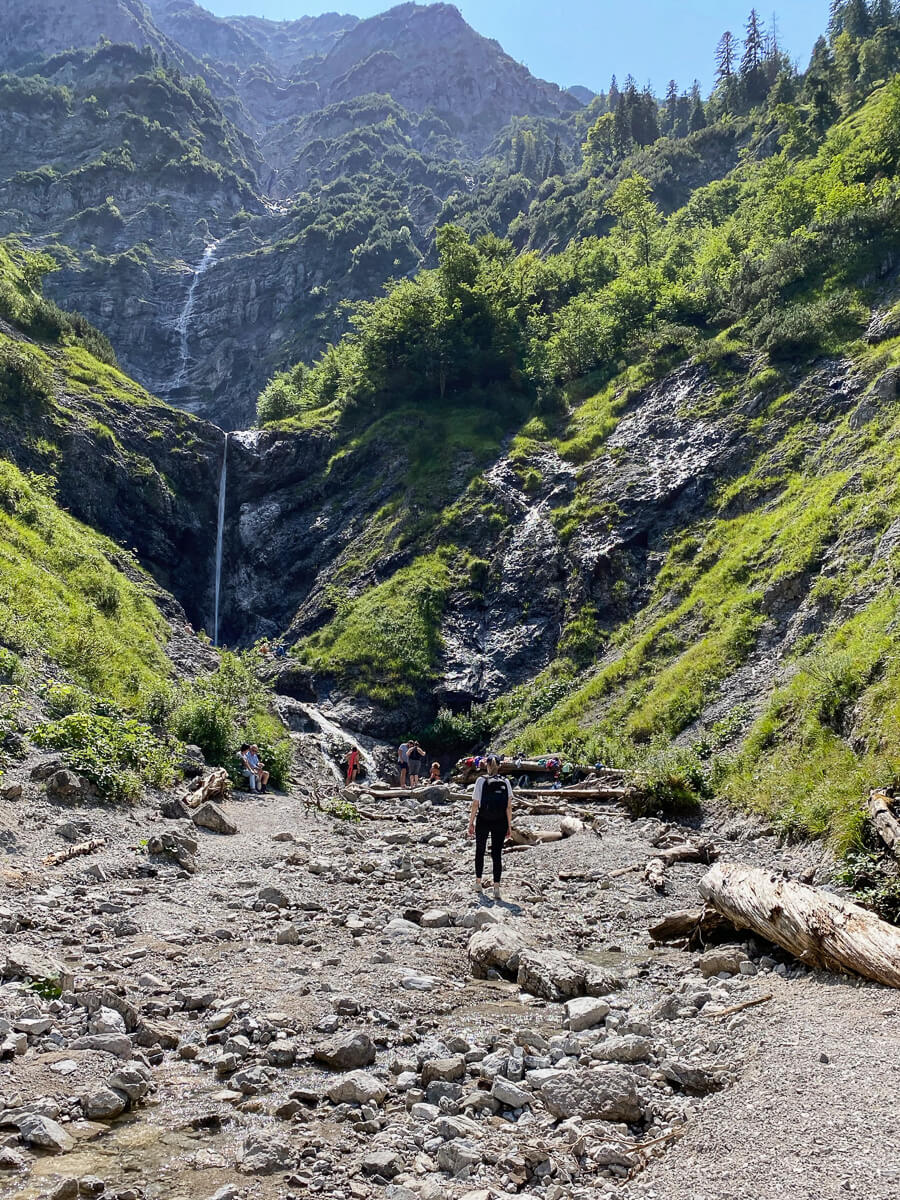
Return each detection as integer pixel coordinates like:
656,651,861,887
867,789,900,852
644,841,719,894
514,787,631,801
183,767,231,809
648,907,734,948
704,992,773,1019
43,838,106,867
700,861,900,990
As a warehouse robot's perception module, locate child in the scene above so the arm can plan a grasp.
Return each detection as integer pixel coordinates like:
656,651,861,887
429,761,441,783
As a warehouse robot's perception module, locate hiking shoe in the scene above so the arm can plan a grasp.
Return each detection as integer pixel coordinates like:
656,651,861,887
475,881,483,894
493,885,502,901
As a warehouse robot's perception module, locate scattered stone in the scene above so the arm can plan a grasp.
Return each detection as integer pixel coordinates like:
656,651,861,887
17,1114,75,1153
422,1057,466,1086
697,946,746,977
565,996,611,1032
468,925,527,978
81,1087,128,1120
362,1148,401,1177
491,1076,531,1108
539,1067,643,1122
258,885,290,907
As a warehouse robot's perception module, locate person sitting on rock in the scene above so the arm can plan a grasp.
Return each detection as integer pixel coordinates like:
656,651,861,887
467,753,513,901
246,744,270,794
239,743,258,792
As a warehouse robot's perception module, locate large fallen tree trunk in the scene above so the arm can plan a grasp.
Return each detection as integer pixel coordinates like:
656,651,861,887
867,789,900,853
700,861,900,990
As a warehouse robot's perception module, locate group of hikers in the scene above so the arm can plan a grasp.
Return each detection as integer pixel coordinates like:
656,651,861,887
235,734,514,902
396,739,441,788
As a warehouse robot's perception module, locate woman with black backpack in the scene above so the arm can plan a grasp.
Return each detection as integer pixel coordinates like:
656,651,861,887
467,754,513,900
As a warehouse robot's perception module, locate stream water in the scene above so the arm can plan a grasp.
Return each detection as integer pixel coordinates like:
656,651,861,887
298,704,380,782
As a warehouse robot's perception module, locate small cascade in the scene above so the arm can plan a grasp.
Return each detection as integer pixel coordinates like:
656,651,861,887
212,432,228,646
168,239,220,396
299,704,380,782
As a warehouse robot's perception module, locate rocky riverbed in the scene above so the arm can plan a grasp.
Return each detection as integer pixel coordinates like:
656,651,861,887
2,745,900,1200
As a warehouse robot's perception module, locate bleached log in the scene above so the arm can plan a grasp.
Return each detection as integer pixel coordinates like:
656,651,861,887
648,907,734,946
43,838,106,867
867,789,900,852
644,841,718,894
700,861,900,990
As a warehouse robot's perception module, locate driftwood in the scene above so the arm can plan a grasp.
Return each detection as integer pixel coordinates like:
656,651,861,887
509,824,564,846
184,767,232,809
704,992,773,1019
644,840,719,894
867,789,900,852
648,907,734,948
43,838,106,867
700,861,900,990
515,787,631,801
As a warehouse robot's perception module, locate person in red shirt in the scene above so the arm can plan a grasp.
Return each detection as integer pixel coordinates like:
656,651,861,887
346,747,360,784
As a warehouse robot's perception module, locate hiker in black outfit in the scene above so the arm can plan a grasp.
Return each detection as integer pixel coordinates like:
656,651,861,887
467,754,513,900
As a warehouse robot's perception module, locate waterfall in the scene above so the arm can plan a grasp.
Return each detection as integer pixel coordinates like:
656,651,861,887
213,433,228,646
169,239,219,396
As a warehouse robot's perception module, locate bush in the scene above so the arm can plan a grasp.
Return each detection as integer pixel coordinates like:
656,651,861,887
172,695,236,765
0,343,52,410
0,647,23,684
629,742,708,816
32,711,177,802
423,704,494,751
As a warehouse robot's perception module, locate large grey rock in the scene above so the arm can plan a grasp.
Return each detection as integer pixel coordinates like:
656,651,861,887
491,1077,531,1108
697,946,746,977
17,1113,75,1152
326,1070,387,1105
45,769,88,800
106,1066,151,1102
565,996,610,1032
436,1137,481,1176
592,1035,654,1064
192,802,237,835
539,1067,643,1122
421,1057,465,1086
2,944,73,992
467,925,527,978
240,1132,296,1175
313,1031,376,1070
516,948,620,1000
69,1034,132,1058
81,1087,127,1120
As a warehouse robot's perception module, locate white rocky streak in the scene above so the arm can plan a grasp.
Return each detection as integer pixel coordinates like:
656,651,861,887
169,239,220,396
213,432,228,646
299,704,378,782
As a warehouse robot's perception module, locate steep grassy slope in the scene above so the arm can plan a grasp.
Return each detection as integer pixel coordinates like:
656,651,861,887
248,55,900,850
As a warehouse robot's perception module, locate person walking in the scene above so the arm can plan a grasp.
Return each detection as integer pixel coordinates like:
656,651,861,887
467,754,513,900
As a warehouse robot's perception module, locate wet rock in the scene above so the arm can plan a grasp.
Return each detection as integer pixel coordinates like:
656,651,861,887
539,1067,643,1122
192,802,237,835
81,1087,128,1120
16,1113,75,1153
0,1145,30,1170
517,948,620,1000
313,1031,376,1070
49,1180,79,1200
468,925,527,978
327,1070,388,1105
107,1066,151,1102
565,997,610,1032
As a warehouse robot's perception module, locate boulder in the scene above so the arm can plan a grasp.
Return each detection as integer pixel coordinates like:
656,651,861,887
565,996,610,1032
436,1138,481,1176
593,1036,654,1064
192,802,237,835
312,1031,376,1071
80,1087,127,1121
17,1113,75,1153
326,1070,387,1105
106,1066,150,1102
2,944,73,992
539,1067,643,1122
257,885,289,908
516,948,620,1000
467,925,527,979
240,1132,295,1175
420,909,452,928
696,946,746,977
491,1077,531,1108
362,1148,401,1177
421,1057,466,1086
45,769,86,800
420,785,451,806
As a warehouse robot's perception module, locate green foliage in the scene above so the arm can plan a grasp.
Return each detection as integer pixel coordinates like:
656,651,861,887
298,553,454,704
324,797,361,822
423,704,495,751
32,710,176,802
168,652,292,789
629,742,709,816
834,849,900,924
0,343,53,410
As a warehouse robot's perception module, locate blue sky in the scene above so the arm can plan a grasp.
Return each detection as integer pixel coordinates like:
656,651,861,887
207,0,829,94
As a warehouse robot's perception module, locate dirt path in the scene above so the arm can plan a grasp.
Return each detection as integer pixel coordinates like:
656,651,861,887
2,757,899,1200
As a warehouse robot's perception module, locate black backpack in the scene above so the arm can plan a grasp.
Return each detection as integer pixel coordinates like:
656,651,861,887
480,776,509,821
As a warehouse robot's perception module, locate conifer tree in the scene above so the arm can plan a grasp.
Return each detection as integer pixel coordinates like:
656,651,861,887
689,95,707,132
662,79,678,134
844,0,872,38
741,8,765,75
873,0,894,29
715,31,736,82
548,134,566,177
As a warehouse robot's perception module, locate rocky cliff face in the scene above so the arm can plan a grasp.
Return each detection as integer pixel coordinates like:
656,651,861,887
0,0,585,428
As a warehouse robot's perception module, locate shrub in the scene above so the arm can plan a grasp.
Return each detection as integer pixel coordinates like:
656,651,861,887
32,711,177,802
0,647,23,684
171,695,236,765
423,704,494,751
0,343,53,410
629,743,708,816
